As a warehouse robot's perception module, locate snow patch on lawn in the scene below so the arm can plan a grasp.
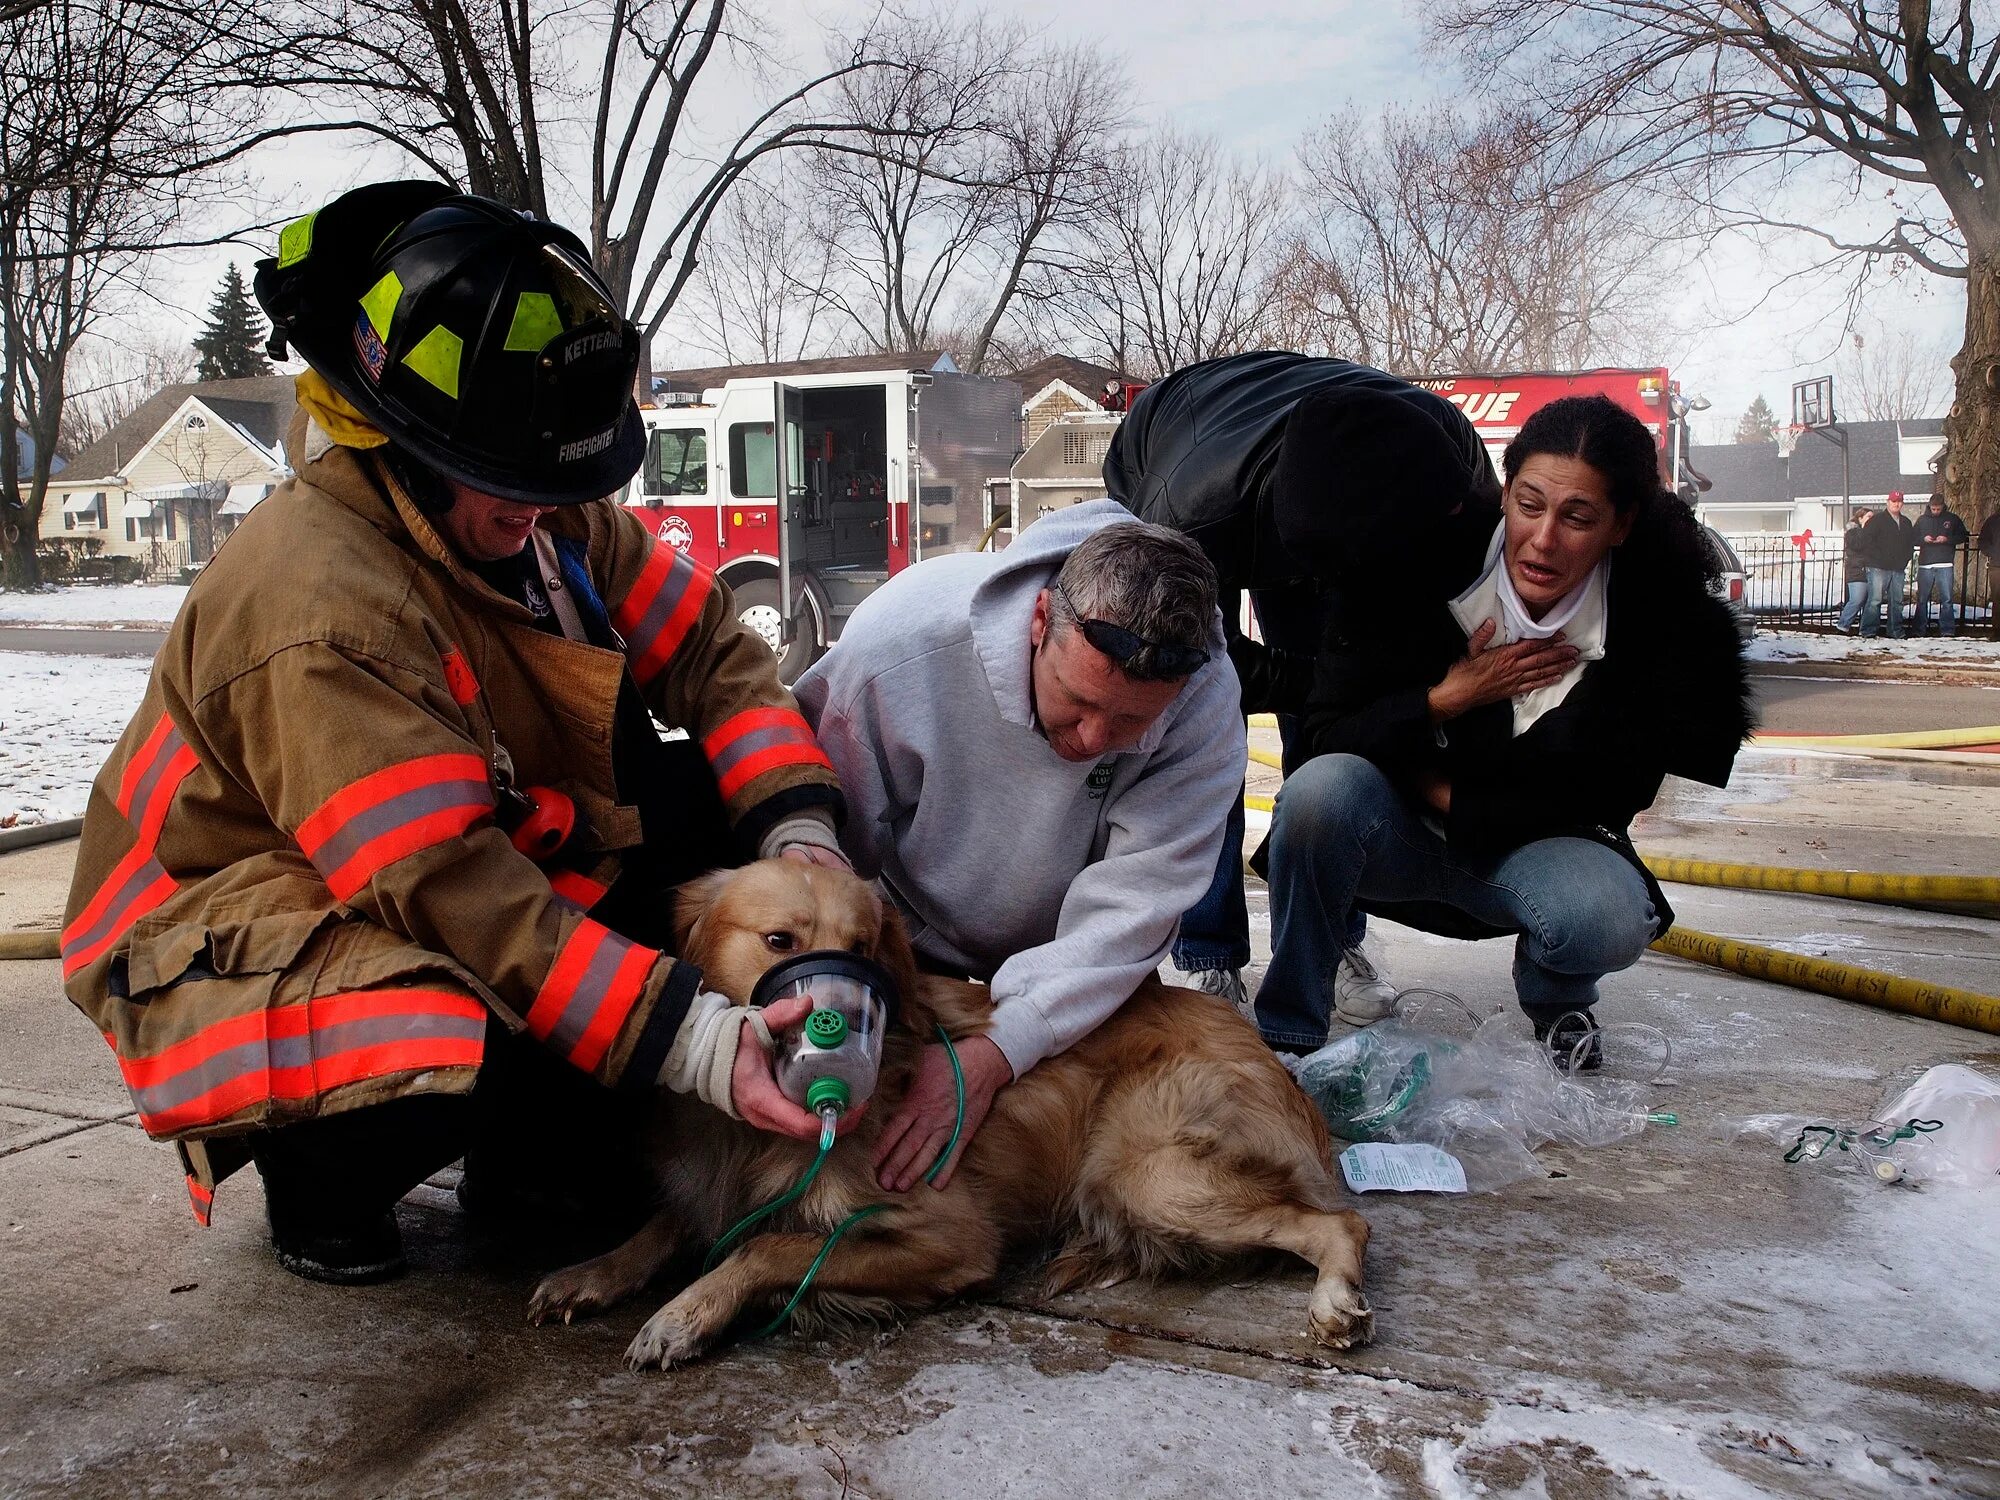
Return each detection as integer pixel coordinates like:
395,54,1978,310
0,584,189,627
1750,629,2000,671
0,651,150,825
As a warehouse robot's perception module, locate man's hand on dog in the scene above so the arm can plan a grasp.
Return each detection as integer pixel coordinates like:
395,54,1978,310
730,994,868,1141
779,843,852,872
874,1036,1012,1191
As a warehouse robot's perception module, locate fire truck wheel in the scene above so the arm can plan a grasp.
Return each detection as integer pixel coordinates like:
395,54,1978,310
733,577,819,685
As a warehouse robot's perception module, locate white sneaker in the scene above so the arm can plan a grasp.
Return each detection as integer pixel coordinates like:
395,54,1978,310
1188,967,1257,1024
1333,944,1398,1025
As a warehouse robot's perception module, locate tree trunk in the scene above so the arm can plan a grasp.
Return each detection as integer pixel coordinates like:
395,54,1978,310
1943,252,2000,533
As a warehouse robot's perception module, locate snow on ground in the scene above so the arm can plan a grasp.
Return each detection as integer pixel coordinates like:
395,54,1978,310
0,652,151,825
1749,628,2000,672
0,584,188,627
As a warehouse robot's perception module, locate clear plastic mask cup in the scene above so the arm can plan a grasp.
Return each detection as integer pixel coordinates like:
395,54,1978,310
766,971,888,1118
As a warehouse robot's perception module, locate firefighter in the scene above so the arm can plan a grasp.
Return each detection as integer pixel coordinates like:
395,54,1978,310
60,182,847,1285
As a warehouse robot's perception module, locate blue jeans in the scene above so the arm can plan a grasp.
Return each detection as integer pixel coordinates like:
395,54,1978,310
1863,567,1904,638
1836,579,1868,632
1253,754,1657,1050
1915,564,1956,635
1173,581,1367,971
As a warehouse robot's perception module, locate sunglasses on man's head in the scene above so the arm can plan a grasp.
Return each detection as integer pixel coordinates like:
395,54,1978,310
1051,579,1210,677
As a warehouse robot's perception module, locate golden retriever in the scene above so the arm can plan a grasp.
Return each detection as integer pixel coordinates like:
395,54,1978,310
527,859,1373,1368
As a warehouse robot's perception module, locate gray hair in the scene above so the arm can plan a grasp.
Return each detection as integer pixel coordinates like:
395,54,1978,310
1051,520,1218,681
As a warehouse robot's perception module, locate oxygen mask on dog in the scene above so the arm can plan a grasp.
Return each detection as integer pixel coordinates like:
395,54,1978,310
752,951,897,1127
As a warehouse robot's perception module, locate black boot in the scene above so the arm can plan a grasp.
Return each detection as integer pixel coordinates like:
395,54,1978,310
1534,1010,1603,1072
249,1093,469,1285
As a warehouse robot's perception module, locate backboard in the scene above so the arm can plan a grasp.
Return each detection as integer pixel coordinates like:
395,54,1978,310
1792,375,1835,429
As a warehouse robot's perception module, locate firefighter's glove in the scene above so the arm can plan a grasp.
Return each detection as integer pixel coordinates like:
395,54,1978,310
758,814,852,872
658,990,773,1119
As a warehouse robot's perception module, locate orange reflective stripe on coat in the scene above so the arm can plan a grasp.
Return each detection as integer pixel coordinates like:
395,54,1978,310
114,987,488,1135
186,1175,214,1226
547,868,610,912
703,706,832,801
524,919,656,1072
295,752,492,902
60,714,199,977
612,539,712,686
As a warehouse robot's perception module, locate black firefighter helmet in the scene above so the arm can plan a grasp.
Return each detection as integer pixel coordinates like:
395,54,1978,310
253,181,645,506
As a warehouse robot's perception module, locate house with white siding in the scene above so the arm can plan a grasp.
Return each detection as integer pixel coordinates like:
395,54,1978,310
42,375,294,578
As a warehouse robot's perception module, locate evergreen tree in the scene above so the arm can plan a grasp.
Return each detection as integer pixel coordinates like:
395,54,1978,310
191,264,271,381
1735,394,1779,445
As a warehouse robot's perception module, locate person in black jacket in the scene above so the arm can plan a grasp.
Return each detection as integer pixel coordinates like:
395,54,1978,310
1862,491,1917,639
1836,507,1875,634
1913,493,1970,636
1252,395,1754,1067
1104,352,1499,1021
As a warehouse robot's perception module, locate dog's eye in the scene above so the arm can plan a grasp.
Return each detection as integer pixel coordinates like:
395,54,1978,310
764,932,797,953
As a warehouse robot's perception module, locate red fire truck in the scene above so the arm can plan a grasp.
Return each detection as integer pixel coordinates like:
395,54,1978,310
1410,367,1697,486
622,361,1021,682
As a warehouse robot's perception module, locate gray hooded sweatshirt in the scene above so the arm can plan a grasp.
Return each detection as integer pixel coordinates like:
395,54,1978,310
794,500,1245,1078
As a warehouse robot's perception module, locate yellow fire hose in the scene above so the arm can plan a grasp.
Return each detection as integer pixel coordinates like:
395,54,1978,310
0,932,58,960
1752,725,2000,751
1639,856,2000,910
1652,925,2000,1036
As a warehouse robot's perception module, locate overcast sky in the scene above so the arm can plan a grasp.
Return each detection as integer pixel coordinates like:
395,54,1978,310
139,0,1965,444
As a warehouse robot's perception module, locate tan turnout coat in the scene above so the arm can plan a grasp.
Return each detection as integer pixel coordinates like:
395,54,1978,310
61,419,839,1219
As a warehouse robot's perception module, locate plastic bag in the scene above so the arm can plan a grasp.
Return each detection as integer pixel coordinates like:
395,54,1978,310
1293,1013,1660,1193
1880,1064,2000,1188
1730,1064,2000,1191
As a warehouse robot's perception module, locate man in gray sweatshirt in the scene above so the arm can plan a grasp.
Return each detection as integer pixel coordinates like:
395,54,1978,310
795,501,1247,1191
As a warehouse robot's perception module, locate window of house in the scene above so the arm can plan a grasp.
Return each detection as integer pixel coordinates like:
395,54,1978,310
95,493,107,528
185,413,207,432
644,428,709,497
165,503,177,541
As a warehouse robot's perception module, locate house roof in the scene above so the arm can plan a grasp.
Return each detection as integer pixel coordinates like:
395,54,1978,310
1690,419,1946,508
1006,355,1126,402
57,374,296,484
12,428,64,480
651,350,955,392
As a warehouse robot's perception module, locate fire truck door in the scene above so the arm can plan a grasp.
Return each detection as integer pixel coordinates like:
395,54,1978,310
773,382,806,644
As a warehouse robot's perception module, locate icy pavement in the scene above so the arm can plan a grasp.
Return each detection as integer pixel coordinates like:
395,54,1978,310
0,583,188,628
0,652,149,825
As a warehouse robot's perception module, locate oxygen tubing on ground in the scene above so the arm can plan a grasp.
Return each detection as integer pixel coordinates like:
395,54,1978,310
709,1024,966,1339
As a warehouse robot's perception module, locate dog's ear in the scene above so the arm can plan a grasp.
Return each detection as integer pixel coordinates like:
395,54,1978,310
670,868,735,961
873,895,923,1026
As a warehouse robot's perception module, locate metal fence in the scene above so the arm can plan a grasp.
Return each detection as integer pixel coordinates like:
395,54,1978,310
1728,535,1995,633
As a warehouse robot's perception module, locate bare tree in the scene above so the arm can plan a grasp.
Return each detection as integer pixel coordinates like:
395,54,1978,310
1269,107,1671,376
0,0,243,587
1427,1,2000,525
669,167,843,364
260,0,921,358
1046,130,1289,380
1838,325,1953,421
57,333,200,459
801,16,1128,373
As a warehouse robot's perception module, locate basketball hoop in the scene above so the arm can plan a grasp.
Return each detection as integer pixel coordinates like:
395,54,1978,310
1792,375,1835,430
1779,424,1805,458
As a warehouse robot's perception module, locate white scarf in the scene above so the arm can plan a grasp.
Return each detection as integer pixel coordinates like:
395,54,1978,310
1448,521,1609,736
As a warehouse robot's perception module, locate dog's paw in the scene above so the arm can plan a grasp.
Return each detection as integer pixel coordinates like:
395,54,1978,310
624,1300,713,1370
528,1264,626,1327
1309,1281,1375,1350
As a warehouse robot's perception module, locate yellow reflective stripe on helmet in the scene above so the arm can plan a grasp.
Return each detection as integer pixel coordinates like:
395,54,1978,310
278,213,318,269
503,291,563,353
360,270,403,340
403,325,464,399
